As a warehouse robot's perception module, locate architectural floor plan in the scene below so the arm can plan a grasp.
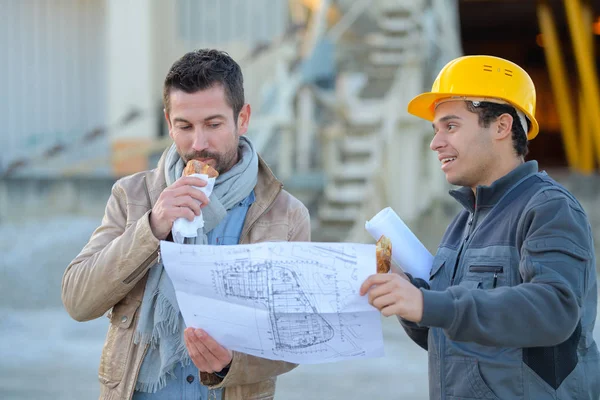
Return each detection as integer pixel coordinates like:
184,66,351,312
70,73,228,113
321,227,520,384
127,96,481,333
161,241,384,364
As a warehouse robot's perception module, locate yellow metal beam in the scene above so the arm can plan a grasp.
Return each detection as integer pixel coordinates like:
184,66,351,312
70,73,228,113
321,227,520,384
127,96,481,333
537,2,580,171
564,0,600,169
579,91,594,172
579,1,596,173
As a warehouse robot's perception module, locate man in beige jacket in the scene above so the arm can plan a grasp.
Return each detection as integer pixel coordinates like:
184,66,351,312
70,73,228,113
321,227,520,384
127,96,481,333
62,49,310,400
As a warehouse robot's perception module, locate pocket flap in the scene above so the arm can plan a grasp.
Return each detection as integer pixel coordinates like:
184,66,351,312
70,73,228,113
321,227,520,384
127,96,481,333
524,236,589,261
109,300,140,329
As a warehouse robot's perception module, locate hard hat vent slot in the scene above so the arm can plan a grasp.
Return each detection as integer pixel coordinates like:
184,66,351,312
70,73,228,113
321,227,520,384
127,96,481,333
483,64,493,72
504,69,513,77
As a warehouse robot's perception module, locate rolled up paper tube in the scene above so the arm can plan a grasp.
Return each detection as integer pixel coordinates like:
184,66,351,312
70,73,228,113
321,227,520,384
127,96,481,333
365,207,433,281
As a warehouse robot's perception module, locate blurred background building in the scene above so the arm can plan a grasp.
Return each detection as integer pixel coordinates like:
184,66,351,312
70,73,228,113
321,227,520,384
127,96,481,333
1,0,600,399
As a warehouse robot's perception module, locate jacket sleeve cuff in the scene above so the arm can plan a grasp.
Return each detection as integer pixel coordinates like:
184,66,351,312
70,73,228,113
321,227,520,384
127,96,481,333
405,273,430,290
419,288,456,329
200,352,239,389
400,273,430,327
199,371,223,387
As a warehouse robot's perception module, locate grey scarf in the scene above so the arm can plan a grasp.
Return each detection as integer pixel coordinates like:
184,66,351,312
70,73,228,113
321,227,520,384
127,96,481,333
134,136,258,393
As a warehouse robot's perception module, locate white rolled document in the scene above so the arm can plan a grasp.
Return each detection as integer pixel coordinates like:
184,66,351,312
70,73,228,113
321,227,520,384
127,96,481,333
172,173,216,244
365,207,433,281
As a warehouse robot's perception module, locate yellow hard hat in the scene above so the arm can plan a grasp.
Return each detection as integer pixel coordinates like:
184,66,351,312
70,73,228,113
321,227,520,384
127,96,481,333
407,55,539,140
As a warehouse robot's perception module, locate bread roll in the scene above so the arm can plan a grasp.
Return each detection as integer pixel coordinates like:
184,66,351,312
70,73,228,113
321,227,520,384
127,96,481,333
376,235,392,273
183,159,219,178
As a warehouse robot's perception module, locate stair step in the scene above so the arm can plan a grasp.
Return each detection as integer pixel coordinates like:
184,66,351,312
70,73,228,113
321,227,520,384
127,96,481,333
365,33,421,50
369,51,417,66
332,160,377,181
378,17,417,34
343,99,383,125
381,10,413,19
334,160,378,181
363,65,398,79
317,205,360,223
379,0,426,13
342,136,379,155
325,183,367,204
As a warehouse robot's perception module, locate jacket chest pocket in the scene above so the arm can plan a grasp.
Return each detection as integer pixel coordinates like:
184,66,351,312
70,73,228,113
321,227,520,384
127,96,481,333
99,299,140,388
461,260,510,289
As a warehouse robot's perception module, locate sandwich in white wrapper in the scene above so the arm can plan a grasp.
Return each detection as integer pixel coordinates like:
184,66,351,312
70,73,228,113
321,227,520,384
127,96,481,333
172,160,219,244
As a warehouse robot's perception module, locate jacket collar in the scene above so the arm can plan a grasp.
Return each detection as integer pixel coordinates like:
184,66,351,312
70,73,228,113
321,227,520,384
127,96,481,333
144,145,283,217
449,160,539,212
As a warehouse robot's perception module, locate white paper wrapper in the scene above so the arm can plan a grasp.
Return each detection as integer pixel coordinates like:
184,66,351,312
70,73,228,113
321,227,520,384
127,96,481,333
172,173,216,244
365,207,433,281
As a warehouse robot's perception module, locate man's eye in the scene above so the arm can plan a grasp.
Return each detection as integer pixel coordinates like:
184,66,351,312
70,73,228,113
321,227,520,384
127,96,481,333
447,124,457,130
178,125,192,130
208,123,221,129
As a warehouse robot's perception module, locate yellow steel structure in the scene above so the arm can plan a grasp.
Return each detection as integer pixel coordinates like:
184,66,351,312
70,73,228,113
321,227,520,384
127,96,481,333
537,1,580,171
578,2,596,172
579,91,594,172
564,0,600,171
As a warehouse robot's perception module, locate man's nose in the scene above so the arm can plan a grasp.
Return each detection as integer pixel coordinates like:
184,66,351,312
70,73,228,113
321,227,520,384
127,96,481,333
191,128,208,151
430,132,444,151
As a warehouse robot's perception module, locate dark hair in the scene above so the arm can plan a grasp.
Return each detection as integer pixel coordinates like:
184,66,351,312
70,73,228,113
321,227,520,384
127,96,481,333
465,101,529,157
163,49,245,122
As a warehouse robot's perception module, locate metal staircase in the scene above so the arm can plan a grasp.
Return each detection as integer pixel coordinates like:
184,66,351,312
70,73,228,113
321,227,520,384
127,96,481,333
314,0,462,242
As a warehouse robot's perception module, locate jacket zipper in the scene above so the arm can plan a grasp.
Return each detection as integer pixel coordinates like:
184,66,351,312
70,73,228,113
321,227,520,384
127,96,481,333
123,249,160,285
469,265,503,288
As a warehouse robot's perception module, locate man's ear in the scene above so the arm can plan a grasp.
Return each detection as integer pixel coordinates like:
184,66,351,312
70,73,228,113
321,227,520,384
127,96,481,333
237,104,251,136
164,109,174,139
493,113,513,141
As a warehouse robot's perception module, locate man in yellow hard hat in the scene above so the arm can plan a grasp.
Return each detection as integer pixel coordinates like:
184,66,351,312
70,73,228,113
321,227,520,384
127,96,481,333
361,55,599,399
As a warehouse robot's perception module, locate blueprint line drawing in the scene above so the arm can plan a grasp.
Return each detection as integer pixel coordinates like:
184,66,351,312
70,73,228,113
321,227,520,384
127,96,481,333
160,240,385,364
214,261,336,353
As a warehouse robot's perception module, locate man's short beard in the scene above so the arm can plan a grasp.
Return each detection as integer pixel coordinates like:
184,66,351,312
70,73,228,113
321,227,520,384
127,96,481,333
182,138,240,174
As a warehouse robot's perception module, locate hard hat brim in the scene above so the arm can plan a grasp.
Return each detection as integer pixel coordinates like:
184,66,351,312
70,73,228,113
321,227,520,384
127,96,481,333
407,92,540,140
